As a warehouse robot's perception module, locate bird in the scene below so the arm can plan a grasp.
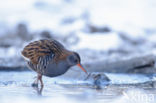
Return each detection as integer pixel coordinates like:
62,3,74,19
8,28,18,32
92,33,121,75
21,39,88,87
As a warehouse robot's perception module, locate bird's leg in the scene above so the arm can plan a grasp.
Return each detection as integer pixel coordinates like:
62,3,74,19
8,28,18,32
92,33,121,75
32,73,43,87
32,75,39,87
38,74,44,87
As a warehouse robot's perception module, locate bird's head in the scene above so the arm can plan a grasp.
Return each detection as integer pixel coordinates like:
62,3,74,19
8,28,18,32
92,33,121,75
67,52,88,74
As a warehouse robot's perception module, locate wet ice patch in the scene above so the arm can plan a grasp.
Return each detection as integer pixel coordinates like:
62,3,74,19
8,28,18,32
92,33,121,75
0,94,91,103
0,71,155,103
42,72,152,86
0,72,152,86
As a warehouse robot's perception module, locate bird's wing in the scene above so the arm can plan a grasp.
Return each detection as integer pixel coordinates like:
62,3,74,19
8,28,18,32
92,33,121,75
21,39,64,64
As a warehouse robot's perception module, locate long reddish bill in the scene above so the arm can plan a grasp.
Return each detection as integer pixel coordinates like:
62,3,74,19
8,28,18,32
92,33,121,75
77,63,88,74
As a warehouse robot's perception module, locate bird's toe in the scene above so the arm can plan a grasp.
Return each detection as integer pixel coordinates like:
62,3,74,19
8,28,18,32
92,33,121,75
31,83,38,87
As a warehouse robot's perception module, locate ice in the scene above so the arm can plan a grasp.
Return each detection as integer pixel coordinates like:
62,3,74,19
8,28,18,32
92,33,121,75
0,72,155,103
106,73,150,84
112,89,155,103
0,89,155,103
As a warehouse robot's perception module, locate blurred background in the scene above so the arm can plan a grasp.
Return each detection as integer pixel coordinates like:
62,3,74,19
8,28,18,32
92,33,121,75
0,0,156,68
0,0,156,103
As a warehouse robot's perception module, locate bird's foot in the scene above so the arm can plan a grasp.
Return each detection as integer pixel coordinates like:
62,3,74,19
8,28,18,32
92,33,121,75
31,83,38,87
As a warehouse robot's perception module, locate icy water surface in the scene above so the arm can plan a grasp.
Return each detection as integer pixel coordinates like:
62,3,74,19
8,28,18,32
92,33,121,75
0,71,156,103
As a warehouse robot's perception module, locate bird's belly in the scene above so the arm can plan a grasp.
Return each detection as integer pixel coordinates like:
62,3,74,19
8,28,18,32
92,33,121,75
43,71,63,77
42,62,70,77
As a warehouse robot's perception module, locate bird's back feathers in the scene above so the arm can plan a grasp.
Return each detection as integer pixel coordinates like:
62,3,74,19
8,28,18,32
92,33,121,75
21,39,70,64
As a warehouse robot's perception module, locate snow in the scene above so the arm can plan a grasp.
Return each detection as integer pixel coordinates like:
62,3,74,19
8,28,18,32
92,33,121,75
89,0,156,29
0,0,156,65
71,32,122,51
0,0,156,33
0,47,18,58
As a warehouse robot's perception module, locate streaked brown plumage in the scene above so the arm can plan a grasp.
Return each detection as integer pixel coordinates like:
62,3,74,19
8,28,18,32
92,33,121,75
21,39,87,87
22,39,70,64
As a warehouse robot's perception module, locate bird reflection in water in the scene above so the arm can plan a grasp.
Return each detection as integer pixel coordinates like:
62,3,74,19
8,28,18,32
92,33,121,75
33,85,44,96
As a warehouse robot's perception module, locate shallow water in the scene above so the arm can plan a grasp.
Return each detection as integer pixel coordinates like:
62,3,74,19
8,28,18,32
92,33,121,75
0,71,156,103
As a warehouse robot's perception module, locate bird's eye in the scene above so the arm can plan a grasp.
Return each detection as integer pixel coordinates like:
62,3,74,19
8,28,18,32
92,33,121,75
74,59,78,63
68,55,78,64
